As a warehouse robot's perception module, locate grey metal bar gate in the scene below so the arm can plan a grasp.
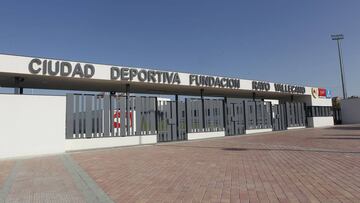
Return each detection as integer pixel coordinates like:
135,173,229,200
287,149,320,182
186,98,224,133
66,94,157,139
157,100,187,142
224,99,273,136
272,102,306,131
285,102,306,127
244,100,272,130
66,94,309,142
272,104,286,131
225,98,246,136
157,98,224,142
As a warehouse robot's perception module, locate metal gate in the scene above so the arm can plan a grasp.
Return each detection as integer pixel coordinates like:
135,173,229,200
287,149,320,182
272,104,286,131
65,94,157,139
149,97,225,142
157,100,186,142
245,100,272,130
285,102,306,127
225,98,245,136
186,98,224,133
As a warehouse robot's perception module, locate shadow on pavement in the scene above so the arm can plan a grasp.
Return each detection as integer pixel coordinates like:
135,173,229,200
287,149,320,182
159,144,360,154
321,134,360,137
315,137,360,140
222,147,360,154
221,147,248,151
329,126,360,131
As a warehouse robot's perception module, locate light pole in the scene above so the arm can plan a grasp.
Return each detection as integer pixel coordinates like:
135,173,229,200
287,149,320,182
331,34,347,99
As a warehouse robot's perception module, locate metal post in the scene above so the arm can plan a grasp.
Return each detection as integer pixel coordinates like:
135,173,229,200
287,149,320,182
331,34,347,99
14,77,24,94
125,84,130,136
109,92,115,136
14,88,23,94
155,97,159,134
185,98,189,136
223,97,227,130
336,40,347,99
253,93,258,128
269,102,273,129
175,94,179,139
242,100,247,133
200,89,205,129
103,93,111,137
304,103,308,127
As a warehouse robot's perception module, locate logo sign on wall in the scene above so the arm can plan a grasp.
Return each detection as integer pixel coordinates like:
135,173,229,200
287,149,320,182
311,88,319,98
312,88,332,99
326,89,332,98
318,88,327,97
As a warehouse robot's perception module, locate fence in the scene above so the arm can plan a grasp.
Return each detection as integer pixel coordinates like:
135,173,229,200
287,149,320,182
66,94,157,139
186,99,224,133
66,94,311,141
245,100,272,130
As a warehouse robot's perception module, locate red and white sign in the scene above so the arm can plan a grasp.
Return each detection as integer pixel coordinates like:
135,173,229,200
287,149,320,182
113,111,133,128
318,88,326,97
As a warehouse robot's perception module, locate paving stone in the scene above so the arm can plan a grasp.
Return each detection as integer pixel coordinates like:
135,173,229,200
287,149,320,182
0,160,15,187
2,156,87,203
1,124,360,202
71,124,360,202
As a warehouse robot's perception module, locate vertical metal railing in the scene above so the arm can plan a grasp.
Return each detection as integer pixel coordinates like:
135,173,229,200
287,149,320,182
65,94,157,139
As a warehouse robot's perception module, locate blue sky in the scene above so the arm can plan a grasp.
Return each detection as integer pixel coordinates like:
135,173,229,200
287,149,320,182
0,0,359,96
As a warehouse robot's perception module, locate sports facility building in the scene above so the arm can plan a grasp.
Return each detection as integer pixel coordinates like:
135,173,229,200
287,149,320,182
0,54,333,158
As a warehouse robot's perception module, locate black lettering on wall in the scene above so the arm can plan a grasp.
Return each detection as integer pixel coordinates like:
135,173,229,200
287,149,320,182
110,67,120,80
60,62,72,76
129,69,138,81
48,61,59,76
274,83,305,94
173,73,181,84
72,63,84,78
188,74,240,89
84,64,95,78
28,58,96,78
28,58,42,74
121,68,129,80
138,70,147,82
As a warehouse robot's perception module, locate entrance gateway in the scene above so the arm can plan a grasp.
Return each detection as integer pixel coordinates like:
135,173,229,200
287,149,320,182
64,94,307,142
0,54,334,150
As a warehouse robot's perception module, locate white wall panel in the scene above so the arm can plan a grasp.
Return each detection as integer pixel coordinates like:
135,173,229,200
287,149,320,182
187,131,225,140
246,128,273,134
341,98,360,124
307,117,334,127
0,94,66,159
65,135,157,151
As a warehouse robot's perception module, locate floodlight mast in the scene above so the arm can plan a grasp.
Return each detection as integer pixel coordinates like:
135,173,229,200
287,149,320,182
331,34,347,99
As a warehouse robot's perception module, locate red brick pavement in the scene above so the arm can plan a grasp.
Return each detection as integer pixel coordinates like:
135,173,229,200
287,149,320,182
235,125,360,152
1,125,360,202
0,160,14,186
1,156,87,203
72,124,360,202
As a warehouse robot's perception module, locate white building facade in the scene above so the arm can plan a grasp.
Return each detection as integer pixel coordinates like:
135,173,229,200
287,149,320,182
0,54,334,159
